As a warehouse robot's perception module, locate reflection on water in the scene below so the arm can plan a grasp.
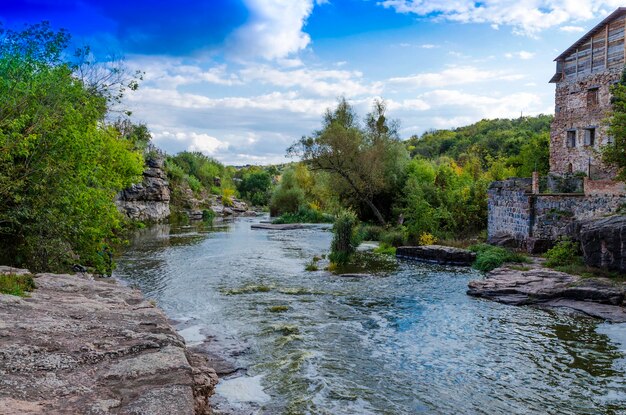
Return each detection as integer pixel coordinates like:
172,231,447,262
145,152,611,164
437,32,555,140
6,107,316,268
114,217,626,415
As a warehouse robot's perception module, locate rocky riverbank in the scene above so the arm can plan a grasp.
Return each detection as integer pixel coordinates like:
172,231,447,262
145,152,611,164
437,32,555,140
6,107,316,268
468,266,626,322
0,267,218,414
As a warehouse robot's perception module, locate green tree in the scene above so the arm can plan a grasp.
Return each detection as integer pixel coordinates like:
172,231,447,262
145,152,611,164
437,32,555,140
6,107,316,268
289,98,408,225
605,68,626,181
0,22,144,272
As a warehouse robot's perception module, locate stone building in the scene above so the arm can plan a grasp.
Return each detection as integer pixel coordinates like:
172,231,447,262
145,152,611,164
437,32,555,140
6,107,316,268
486,9,626,271
549,7,626,178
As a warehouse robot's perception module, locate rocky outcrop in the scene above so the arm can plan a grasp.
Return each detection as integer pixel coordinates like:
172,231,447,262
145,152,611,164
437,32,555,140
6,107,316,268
467,266,626,322
396,245,476,266
577,215,626,273
117,156,171,222
0,266,217,414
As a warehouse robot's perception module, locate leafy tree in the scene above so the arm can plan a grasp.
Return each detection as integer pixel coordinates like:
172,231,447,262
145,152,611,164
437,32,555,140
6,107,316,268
289,98,408,225
605,68,626,181
237,169,272,206
0,22,144,271
269,168,305,216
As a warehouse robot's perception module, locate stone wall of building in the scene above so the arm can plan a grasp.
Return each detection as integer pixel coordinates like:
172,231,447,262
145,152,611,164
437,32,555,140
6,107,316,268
551,68,621,178
488,178,626,252
487,179,533,244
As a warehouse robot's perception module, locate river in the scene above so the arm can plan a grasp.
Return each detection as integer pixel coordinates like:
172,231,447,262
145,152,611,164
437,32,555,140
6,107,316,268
114,216,626,415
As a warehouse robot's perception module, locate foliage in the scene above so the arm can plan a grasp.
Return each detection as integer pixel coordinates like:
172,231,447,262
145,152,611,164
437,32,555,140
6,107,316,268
380,228,407,247
544,239,582,268
272,205,334,224
269,168,306,216
605,67,626,181
202,209,215,223
470,244,529,272
405,115,552,176
0,23,144,272
418,232,437,246
222,188,235,207
358,224,385,241
289,98,409,225
329,210,360,265
401,157,490,241
0,273,35,297
373,243,396,256
236,168,272,206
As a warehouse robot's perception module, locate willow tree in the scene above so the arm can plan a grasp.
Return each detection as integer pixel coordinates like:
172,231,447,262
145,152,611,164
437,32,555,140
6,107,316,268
288,98,408,225
606,68,626,181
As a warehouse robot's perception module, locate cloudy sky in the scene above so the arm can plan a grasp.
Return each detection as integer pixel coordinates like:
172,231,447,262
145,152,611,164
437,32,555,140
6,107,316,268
2,0,624,164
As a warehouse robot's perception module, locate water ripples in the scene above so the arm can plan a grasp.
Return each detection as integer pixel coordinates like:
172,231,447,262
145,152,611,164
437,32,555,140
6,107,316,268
115,218,626,415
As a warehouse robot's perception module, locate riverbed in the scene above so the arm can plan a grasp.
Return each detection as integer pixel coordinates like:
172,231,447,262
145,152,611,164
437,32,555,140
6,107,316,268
114,217,626,415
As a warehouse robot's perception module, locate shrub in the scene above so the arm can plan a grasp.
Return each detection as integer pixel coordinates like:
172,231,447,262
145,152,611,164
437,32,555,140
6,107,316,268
329,210,360,265
359,224,384,241
269,187,305,216
187,175,202,193
380,228,407,247
0,274,35,297
272,205,333,224
418,232,437,246
374,243,396,256
222,188,235,207
470,244,529,272
544,239,582,268
202,209,215,222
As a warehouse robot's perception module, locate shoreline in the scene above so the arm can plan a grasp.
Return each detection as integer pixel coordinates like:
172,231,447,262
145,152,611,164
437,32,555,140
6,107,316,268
468,266,626,322
0,266,218,414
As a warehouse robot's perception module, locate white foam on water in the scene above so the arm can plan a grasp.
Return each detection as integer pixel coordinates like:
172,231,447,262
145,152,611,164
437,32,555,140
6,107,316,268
215,375,271,404
177,325,205,346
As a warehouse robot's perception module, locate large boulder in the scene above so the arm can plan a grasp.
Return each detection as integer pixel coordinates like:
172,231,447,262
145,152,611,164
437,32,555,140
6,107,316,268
116,155,171,222
577,215,626,273
396,245,476,266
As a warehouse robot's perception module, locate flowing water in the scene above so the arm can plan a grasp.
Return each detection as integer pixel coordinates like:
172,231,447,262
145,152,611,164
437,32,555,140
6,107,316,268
114,217,626,415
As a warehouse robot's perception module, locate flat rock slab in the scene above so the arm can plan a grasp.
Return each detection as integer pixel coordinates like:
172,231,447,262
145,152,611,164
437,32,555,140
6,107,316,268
0,270,217,414
396,245,476,266
251,223,305,230
468,267,626,322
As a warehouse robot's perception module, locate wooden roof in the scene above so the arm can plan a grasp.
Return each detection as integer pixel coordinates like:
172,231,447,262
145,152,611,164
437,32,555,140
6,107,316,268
554,7,626,61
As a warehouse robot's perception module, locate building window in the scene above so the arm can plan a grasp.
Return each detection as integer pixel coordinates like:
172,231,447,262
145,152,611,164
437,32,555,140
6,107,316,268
587,87,599,107
584,127,595,146
566,130,576,147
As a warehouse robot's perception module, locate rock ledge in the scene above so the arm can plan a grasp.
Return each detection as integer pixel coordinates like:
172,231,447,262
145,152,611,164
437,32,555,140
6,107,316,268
0,266,217,414
396,245,476,266
467,267,626,322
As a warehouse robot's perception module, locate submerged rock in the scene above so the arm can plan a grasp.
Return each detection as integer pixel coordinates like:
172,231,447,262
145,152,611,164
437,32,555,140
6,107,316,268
467,267,626,322
0,270,218,414
396,245,476,266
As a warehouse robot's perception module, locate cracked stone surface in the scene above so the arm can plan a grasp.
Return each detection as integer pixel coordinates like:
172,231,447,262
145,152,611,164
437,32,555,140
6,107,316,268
0,267,218,414
468,267,626,322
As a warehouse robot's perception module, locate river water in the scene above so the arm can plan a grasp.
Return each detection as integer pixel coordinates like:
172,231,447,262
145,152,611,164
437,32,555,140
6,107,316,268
114,217,626,415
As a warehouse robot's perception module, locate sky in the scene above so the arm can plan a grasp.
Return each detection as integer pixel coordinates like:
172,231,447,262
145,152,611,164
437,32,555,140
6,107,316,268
1,0,624,165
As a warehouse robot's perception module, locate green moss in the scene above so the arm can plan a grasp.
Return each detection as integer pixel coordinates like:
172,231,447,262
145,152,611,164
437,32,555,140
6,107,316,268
268,305,289,313
373,243,396,256
0,274,35,297
305,261,319,271
222,284,272,295
470,244,529,272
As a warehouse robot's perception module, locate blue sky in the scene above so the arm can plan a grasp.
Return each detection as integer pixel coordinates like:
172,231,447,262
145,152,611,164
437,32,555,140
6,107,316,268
2,0,624,164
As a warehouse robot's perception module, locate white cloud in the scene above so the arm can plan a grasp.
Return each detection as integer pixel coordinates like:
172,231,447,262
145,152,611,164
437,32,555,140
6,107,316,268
229,0,321,60
152,130,229,155
504,51,536,60
388,66,524,88
560,25,586,32
239,65,383,97
378,0,624,36
421,89,543,118
420,43,438,49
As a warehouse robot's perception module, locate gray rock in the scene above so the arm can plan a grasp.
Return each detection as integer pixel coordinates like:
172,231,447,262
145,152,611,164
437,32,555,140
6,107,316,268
467,267,626,322
116,154,170,222
0,272,218,414
396,245,476,266
578,215,626,273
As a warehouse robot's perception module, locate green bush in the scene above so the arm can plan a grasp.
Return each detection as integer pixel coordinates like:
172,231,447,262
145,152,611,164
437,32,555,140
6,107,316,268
202,209,215,222
187,175,202,193
373,243,396,256
359,224,384,241
544,239,582,268
470,244,529,272
0,274,35,297
272,205,333,224
329,210,360,265
380,228,407,247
